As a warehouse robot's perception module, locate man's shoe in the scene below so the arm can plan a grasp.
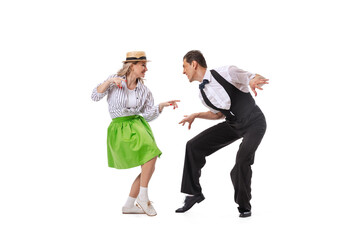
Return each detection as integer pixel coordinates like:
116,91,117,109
122,204,145,214
239,210,252,218
175,193,205,213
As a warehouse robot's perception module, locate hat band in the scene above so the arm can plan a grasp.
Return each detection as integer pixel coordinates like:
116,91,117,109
126,56,147,61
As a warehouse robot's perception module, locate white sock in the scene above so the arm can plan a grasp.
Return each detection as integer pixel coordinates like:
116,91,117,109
138,186,149,202
123,196,136,208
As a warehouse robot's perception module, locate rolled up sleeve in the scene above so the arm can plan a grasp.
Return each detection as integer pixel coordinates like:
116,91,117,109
91,75,115,101
141,90,160,122
228,66,255,93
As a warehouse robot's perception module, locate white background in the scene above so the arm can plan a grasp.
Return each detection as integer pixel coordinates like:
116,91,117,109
1,0,360,239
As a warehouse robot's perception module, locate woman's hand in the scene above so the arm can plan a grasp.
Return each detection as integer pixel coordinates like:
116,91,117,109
159,100,180,112
249,74,269,97
109,77,127,89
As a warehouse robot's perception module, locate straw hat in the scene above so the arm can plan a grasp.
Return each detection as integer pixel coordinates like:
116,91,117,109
123,51,150,63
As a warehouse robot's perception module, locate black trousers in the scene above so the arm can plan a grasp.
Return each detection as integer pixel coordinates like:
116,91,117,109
180,106,266,212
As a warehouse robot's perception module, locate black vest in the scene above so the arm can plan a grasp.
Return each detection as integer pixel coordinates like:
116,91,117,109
200,69,256,122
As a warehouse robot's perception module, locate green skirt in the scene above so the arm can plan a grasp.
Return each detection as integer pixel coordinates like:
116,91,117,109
107,115,162,169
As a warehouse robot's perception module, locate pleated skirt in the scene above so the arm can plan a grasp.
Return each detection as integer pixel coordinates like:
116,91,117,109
107,115,162,169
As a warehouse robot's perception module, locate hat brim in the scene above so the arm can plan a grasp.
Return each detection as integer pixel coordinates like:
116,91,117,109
122,60,151,63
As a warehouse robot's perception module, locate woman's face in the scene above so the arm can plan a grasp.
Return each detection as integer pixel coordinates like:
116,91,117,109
131,61,148,78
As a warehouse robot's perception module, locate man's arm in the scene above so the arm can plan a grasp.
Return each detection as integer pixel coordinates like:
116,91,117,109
179,111,224,130
229,66,269,96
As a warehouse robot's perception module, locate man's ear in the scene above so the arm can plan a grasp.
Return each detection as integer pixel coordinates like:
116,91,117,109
191,60,198,69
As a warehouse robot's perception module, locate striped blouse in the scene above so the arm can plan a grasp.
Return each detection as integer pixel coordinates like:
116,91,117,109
91,74,160,121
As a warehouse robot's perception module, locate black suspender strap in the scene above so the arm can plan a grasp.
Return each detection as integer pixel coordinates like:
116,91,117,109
200,87,222,112
210,69,239,100
200,83,236,120
200,69,256,122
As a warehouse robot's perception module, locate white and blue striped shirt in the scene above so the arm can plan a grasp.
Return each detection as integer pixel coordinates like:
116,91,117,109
91,74,160,121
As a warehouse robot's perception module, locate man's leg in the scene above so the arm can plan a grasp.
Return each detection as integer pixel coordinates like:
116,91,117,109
230,116,266,215
181,121,240,195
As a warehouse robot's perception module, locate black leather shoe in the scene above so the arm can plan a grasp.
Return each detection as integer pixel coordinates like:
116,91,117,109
239,210,252,218
175,193,205,213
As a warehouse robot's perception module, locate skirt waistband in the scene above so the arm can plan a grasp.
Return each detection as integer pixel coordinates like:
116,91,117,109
112,115,142,123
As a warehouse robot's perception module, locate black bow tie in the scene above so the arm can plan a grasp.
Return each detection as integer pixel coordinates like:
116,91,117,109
199,79,209,90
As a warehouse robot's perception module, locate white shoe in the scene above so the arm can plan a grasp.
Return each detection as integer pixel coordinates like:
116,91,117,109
122,204,145,214
136,199,157,216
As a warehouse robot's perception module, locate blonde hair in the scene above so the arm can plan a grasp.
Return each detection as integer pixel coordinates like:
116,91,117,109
116,61,144,84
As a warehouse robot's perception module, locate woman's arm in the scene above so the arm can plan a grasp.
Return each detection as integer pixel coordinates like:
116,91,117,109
159,100,180,112
141,89,160,122
97,76,126,93
96,78,112,93
91,75,118,101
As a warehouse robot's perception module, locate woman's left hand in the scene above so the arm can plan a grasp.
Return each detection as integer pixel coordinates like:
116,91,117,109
159,100,180,112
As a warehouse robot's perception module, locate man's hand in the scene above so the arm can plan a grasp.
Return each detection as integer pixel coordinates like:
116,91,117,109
249,74,269,97
179,111,223,130
179,113,198,130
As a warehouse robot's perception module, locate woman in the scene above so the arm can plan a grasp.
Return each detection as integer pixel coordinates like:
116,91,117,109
91,51,179,216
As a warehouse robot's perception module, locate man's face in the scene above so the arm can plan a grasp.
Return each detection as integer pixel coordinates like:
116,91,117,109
183,59,195,82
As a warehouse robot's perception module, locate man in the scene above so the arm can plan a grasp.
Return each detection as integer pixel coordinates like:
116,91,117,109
176,50,268,218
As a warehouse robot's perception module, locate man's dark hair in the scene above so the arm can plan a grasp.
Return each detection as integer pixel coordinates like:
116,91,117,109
183,50,207,68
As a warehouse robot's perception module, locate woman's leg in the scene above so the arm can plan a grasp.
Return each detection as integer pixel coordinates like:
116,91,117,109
137,157,158,216
129,173,141,198
123,173,145,213
127,156,157,200
140,157,157,187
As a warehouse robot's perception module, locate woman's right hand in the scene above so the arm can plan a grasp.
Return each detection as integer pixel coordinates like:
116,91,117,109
109,77,126,89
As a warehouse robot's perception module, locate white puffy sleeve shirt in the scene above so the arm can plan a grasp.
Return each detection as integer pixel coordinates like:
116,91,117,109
199,66,255,114
91,74,160,122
